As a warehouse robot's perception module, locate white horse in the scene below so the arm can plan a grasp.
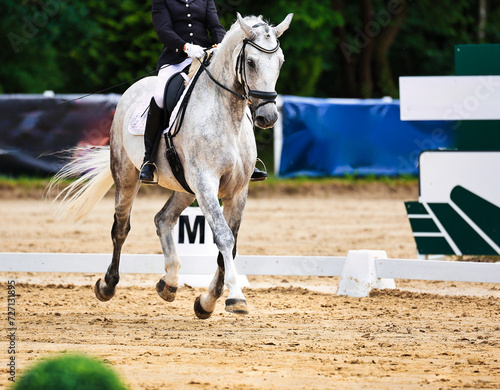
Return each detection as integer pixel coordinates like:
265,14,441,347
50,13,292,318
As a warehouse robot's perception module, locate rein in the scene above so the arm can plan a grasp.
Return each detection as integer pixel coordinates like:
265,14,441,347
199,26,281,118
164,23,280,194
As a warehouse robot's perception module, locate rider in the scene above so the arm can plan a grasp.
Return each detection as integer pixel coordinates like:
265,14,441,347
140,0,268,184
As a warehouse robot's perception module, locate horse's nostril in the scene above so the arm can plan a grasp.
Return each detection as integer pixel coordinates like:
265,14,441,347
255,115,277,129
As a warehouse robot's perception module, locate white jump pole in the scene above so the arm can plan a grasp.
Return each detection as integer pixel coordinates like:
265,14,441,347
1,252,499,297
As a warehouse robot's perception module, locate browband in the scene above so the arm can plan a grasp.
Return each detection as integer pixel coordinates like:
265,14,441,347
244,38,281,54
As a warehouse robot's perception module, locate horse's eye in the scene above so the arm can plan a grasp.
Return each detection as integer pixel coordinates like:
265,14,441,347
247,58,256,69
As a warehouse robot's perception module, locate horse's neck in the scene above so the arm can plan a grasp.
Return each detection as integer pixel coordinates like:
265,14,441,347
197,47,247,125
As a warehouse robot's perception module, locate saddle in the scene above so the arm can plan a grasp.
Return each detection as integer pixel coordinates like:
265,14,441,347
162,65,190,130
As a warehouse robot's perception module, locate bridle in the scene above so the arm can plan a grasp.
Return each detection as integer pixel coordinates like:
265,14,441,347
236,36,280,110
199,23,281,117
165,23,280,194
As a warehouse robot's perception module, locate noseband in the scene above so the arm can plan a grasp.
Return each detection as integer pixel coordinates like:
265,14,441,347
199,23,281,117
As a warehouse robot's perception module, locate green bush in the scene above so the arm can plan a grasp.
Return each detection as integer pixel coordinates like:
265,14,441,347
12,353,127,390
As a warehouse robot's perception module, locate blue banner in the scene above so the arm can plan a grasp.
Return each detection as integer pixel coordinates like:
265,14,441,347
279,96,456,177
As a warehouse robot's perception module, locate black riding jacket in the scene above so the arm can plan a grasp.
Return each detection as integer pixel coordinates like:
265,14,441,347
152,0,226,69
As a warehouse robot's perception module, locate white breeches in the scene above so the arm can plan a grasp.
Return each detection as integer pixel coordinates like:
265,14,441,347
153,58,193,108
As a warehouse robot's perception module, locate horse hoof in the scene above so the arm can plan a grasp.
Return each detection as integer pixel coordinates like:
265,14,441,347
225,298,248,315
156,279,178,302
94,278,115,302
194,295,213,320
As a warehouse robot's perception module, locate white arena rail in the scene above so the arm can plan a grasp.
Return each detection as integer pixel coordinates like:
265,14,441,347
1,250,499,297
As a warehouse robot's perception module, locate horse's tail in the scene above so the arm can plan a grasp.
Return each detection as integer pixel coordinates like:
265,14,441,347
48,146,114,222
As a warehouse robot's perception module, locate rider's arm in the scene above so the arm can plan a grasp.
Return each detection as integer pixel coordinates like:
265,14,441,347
205,0,226,45
152,0,186,55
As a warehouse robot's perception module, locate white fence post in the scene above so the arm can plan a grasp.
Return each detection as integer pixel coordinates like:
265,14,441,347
337,250,396,297
274,95,283,176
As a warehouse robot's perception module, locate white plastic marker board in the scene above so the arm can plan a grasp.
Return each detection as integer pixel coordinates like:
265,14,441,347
173,207,218,256
400,76,500,121
419,151,500,207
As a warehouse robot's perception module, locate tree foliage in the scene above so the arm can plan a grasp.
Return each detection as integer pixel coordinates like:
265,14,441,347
1,0,499,97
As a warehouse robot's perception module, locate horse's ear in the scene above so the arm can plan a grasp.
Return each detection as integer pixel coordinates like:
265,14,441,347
273,13,293,38
237,12,256,40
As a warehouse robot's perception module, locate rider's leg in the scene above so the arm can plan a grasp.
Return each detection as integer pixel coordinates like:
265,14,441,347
139,97,164,184
140,60,192,184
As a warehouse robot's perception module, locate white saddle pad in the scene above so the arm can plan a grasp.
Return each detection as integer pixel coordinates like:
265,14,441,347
128,101,150,135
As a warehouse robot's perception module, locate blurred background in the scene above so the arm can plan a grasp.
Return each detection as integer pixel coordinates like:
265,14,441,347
1,0,499,176
2,0,499,97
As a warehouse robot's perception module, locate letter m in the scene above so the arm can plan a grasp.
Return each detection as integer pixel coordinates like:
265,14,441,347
178,215,205,244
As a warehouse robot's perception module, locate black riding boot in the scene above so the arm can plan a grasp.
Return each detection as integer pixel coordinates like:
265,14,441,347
140,98,164,184
250,158,268,182
250,167,268,181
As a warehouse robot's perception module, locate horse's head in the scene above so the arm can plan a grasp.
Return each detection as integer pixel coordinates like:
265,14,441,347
236,13,293,129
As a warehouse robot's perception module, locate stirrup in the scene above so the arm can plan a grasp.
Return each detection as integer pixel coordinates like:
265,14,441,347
139,161,158,185
250,158,268,182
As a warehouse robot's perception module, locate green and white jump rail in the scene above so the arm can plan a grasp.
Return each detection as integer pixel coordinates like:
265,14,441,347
400,73,500,256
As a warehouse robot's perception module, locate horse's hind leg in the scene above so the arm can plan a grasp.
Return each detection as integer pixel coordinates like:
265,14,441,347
95,160,140,302
154,191,195,302
194,187,248,319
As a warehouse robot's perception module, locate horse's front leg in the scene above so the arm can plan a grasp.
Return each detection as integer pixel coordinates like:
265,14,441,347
154,191,195,302
194,183,248,318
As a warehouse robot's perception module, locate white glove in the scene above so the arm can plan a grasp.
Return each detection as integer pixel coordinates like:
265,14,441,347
184,43,205,59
